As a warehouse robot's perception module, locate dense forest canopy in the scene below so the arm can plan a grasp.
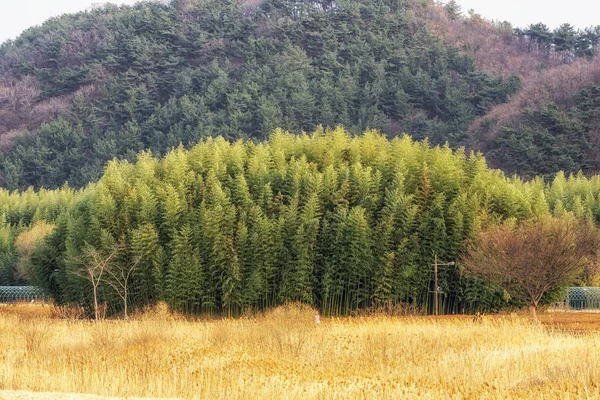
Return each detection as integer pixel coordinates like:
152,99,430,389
429,3,600,179
473,73,600,180
15,129,600,316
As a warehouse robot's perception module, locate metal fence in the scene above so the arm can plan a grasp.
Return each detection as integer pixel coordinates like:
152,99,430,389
557,287,600,311
0,286,46,303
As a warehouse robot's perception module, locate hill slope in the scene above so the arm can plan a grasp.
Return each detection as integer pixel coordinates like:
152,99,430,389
420,2,600,178
469,58,600,179
0,0,599,190
0,0,519,189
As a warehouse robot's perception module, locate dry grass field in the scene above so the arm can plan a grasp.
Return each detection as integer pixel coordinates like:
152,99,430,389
1,303,600,400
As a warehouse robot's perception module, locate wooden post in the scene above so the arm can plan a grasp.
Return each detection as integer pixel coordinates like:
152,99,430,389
434,254,438,318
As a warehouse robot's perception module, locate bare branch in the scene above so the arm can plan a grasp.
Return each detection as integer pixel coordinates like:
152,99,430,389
104,252,144,319
67,243,123,320
461,216,599,318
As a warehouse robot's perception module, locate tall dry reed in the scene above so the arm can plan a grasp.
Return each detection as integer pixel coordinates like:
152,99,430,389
0,303,599,399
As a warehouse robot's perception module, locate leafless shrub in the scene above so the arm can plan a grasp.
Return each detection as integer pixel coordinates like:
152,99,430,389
461,216,600,319
5,76,40,114
470,57,600,144
0,130,27,151
62,30,101,67
416,2,565,78
19,318,50,352
69,244,123,321
29,96,71,126
52,303,87,320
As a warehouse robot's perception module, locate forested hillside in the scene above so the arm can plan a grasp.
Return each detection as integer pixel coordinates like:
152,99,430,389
22,129,600,316
0,0,524,190
471,60,600,179
424,3,600,178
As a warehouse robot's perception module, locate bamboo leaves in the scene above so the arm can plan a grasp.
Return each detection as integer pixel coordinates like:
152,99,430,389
24,127,600,316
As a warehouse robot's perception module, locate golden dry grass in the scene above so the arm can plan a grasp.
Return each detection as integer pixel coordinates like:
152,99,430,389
1,303,599,399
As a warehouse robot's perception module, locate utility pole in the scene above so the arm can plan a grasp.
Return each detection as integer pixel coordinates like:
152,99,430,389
434,254,438,318
433,255,455,318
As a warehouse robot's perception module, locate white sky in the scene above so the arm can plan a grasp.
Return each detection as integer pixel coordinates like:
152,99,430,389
451,0,599,30
0,0,599,45
0,0,140,44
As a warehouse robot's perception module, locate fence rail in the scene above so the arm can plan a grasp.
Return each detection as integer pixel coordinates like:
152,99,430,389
567,287,600,310
553,287,600,311
0,286,45,303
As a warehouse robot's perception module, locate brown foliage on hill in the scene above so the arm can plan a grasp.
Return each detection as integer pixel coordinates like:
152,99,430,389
0,77,99,151
416,2,565,78
469,57,600,145
411,2,600,155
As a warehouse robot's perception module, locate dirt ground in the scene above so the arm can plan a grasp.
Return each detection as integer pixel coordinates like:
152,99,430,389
539,311,600,332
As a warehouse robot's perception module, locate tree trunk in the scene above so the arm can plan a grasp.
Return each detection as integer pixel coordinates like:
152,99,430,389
529,304,538,321
93,286,99,321
123,282,128,319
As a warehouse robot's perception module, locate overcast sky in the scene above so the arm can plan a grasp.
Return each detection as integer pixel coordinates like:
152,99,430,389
0,0,140,44
0,0,599,45
451,0,599,30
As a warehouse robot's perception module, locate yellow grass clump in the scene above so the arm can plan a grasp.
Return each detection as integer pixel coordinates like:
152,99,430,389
0,303,599,399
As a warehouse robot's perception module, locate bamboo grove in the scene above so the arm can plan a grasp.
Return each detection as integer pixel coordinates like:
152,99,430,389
0,187,82,284
2,128,593,316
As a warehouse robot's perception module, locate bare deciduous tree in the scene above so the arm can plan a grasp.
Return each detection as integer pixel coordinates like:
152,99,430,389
6,76,40,114
104,252,143,319
461,216,599,318
70,243,122,321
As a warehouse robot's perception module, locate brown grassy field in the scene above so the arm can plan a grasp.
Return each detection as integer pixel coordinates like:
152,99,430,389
1,303,600,399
